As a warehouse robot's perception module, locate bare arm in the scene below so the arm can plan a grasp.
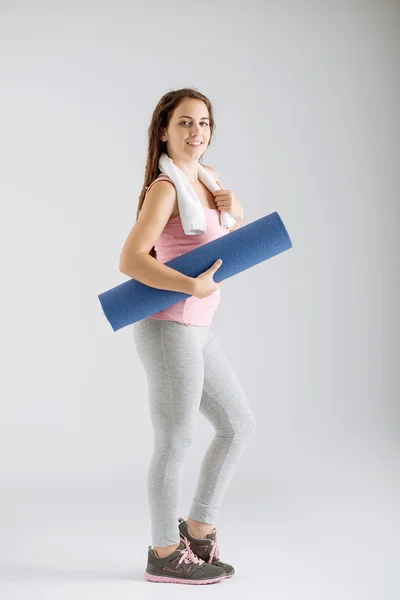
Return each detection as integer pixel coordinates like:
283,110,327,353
119,181,197,296
122,253,197,295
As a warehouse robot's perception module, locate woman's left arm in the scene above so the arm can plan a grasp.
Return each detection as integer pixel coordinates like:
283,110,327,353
204,165,244,231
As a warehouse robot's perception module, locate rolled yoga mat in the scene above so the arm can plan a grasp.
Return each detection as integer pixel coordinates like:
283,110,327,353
98,211,292,332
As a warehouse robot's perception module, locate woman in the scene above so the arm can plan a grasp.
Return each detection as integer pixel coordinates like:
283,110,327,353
119,88,256,585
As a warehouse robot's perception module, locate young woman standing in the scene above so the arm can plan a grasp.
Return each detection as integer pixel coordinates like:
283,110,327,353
119,88,256,585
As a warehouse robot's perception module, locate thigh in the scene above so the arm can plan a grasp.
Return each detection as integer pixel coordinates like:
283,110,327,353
200,329,256,431
133,319,205,434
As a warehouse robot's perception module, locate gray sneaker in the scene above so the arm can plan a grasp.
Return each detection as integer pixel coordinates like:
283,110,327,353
144,537,226,584
178,517,235,578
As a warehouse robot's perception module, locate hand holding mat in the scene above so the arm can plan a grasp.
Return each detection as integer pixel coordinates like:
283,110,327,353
98,211,292,332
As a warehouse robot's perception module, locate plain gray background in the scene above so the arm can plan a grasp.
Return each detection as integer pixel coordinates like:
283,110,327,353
0,0,399,598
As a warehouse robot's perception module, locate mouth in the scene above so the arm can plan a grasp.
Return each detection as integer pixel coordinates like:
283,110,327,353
186,141,203,147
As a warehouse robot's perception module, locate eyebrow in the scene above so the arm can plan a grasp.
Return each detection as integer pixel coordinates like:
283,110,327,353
177,115,210,120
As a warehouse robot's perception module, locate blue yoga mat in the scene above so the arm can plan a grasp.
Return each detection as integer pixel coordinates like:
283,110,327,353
98,211,292,332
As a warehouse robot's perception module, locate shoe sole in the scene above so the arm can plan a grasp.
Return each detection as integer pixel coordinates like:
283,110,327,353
144,571,225,584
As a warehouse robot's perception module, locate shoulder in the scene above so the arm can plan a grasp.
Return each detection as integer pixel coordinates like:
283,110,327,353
202,164,220,181
143,175,177,219
145,174,176,194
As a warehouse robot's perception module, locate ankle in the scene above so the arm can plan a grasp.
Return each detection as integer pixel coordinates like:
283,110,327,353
186,517,214,538
153,541,180,558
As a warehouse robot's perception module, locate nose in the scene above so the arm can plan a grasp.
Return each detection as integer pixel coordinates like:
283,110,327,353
190,123,202,136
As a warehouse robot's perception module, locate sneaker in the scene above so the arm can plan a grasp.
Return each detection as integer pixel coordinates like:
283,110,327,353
178,517,235,578
144,536,226,584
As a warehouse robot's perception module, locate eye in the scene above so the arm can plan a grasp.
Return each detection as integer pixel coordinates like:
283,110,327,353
180,121,209,126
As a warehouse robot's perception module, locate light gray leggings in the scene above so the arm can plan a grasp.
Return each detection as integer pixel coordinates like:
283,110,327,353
133,317,256,547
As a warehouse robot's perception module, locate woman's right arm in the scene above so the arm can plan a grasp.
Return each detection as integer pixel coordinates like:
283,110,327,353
119,181,197,296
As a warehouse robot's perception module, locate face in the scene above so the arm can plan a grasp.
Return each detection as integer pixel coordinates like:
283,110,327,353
161,98,211,161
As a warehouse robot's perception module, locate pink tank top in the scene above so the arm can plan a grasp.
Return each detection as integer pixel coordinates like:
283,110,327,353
145,173,230,326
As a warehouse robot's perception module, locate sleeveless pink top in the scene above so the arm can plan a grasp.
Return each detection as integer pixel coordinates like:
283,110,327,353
145,173,230,326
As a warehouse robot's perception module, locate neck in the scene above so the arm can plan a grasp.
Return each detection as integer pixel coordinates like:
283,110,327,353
169,156,199,184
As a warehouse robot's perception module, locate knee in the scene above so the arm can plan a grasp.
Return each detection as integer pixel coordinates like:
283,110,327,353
231,406,256,440
219,411,256,441
239,412,256,439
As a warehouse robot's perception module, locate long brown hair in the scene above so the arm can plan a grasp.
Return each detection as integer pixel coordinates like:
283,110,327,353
136,87,216,259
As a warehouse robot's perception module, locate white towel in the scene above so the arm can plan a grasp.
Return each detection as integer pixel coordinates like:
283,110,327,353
158,153,236,235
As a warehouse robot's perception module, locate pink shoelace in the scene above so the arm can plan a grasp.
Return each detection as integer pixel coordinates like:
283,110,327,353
178,536,205,566
207,529,220,564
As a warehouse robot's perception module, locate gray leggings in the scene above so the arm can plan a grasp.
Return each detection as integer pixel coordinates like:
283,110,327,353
133,317,256,547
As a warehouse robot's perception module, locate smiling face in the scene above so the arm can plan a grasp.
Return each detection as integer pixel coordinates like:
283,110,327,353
161,98,211,162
